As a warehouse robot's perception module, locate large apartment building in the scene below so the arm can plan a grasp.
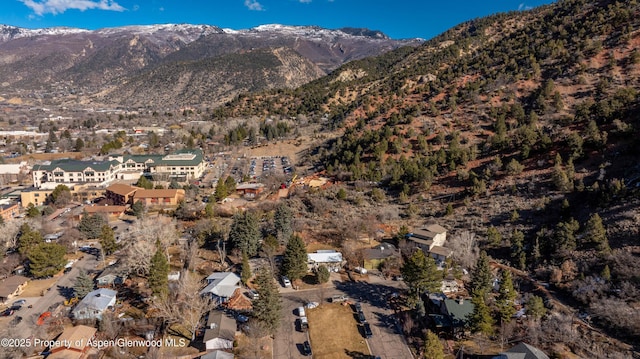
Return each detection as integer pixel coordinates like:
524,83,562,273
31,149,205,188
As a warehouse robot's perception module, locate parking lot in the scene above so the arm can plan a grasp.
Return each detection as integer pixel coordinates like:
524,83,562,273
248,156,293,179
274,274,412,359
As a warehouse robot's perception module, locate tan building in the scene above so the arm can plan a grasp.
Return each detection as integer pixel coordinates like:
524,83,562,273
0,203,20,222
20,188,52,207
132,189,185,207
83,205,127,219
0,275,29,303
105,183,139,205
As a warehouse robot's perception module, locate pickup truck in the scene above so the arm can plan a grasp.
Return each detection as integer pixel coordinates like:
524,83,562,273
330,295,348,303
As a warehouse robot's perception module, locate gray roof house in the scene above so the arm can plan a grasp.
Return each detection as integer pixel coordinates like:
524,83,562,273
493,343,550,359
200,272,241,304
96,266,128,287
203,311,236,351
73,288,117,321
201,350,234,359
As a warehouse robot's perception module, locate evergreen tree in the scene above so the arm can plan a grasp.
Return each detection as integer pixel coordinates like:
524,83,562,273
17,223,44,255
148,243,169,297
229,211,261,257
469,290,494,335
74,270,95,298
27,243,66,278
274,203,293,244
26,203,41,218
252,267,282,335
224,176,236,193
424,330,445,359
496,270,517,323
214,177,228,201
241,251,252,286
50,184,71,207
74,138,85,152
78,213,107,239
555,218,580,252
486,226,502,246
131,200,146,219
601,264,611,281
511,230,525,270
585,213,610,253
526,295,547,320
401,250,441,300
135,176,154,190
470,251,492,296
99,225,118,256
281,234,308,281
316,265,330,284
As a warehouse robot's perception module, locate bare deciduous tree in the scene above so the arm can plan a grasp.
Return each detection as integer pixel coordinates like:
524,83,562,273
448,230,479,269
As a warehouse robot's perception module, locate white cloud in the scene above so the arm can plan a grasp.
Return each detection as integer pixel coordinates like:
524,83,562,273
244,0,264,11
518,3,533,10
299,0,312,3
20,0,126,16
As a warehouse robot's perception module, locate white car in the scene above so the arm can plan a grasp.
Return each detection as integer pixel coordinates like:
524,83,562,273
282,276,292,288
305,302,319,309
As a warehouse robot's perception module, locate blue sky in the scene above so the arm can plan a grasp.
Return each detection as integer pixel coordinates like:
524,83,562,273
2,0,555,39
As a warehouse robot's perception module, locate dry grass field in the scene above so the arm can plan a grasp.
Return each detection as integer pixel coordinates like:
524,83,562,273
307,303,370,359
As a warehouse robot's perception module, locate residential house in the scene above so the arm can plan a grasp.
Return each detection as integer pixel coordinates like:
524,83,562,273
441,275,461,294
406,223,452,265
440,297,474,338
493,343,550,359
0,203,19,222
0,275,29,303
132,188,185,207
199,272,241,305
72,288,117,321
96,267,127,287
201,350,234,359
82,205,126,219
362,243,400,271
224,288,253,312
105,183,138,205
235,183,265,199
47,325,97,359
307,250,344,272
203,311,236,351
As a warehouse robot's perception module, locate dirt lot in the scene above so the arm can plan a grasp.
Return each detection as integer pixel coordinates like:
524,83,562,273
20,277,58,297
307,303,370,359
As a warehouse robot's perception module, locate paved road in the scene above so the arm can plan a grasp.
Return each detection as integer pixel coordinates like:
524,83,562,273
274,273,413,359
0,252,99,356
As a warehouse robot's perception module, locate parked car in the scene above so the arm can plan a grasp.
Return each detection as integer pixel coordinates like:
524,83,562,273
12,299,26,306
297,306,306,317
353,302,362,313
305,302,319,309
363,323,373,338
298,317,309,332
247,290,259,300
357,311,367,324
281,276,292,288
330,295,348,303
301,341,312,356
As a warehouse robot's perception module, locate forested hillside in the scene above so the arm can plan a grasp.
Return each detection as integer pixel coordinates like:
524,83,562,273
213,0,640,349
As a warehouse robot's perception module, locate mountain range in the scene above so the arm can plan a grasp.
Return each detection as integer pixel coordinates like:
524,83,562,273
0,24,420,108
